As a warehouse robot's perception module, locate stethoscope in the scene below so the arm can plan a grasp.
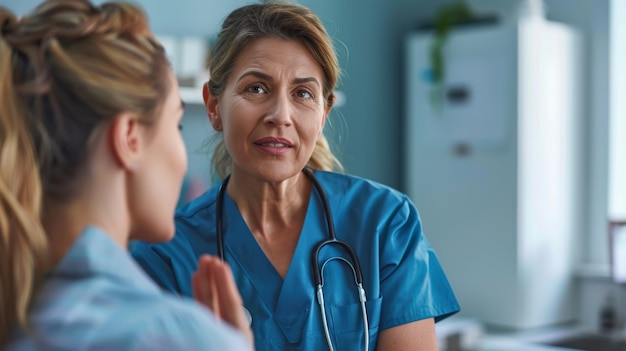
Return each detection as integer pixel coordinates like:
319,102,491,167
216,168,369,351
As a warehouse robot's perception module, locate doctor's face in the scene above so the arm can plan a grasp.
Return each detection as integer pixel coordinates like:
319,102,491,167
211,37,329,183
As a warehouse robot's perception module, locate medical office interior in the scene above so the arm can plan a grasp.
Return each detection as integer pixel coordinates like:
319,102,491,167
4,0,626,350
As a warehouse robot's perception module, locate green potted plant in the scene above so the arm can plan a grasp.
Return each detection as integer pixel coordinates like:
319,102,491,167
429,1,474,114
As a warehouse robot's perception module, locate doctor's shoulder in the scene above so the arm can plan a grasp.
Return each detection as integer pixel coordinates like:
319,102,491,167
174,185,220,237
315,170,416,212
316,170,425,239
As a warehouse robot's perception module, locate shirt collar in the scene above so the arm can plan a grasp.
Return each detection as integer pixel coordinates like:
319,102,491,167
50,226,161,293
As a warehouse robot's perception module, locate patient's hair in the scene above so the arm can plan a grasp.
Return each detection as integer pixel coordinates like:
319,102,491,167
207,1,344,179
0,31,45,344
0,0,169,345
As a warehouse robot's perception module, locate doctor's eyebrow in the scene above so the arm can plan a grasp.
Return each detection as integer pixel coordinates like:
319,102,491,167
180,99,186,111
293,77,320,88
237,71,320,88
238,71,272,83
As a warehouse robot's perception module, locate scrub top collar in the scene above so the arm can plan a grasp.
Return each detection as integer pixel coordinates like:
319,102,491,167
220,188,327,343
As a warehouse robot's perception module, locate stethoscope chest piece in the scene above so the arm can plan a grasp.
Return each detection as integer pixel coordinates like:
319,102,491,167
243,306,252,326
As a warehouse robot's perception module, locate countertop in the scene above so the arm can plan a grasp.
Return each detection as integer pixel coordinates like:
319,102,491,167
474,336,582,351
436,318,606,351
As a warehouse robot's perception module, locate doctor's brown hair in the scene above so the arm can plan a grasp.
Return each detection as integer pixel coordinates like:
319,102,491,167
207,1,344,180
0,0,169,345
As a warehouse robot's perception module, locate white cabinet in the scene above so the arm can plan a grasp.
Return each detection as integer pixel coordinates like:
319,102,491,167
404,19,584,330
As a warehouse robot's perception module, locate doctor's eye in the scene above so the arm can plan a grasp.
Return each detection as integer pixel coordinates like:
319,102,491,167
296,89,314,99
178,124,183,131
246,84,267,94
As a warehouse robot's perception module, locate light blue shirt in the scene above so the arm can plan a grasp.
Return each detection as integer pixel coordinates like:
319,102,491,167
133,171,460,350
6,226,251,351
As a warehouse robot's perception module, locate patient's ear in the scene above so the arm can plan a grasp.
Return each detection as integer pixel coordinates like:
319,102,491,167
109,112,142,171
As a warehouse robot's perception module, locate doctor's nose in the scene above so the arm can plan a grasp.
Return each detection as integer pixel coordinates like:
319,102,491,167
263,92,293,127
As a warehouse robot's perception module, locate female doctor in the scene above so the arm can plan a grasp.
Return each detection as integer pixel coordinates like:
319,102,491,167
132,2,460,350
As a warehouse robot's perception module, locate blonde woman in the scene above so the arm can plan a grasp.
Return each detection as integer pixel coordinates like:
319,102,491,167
0,0,252,349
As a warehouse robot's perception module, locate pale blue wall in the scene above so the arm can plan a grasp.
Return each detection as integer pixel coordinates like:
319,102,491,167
0,0,444,189
0,0,253,35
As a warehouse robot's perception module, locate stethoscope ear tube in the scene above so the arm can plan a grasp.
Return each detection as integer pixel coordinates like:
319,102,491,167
313,240,364,286
216,174,230,261
306,167,363,287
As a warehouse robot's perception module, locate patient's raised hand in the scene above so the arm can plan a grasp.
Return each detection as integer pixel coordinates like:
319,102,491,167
192,255,254,346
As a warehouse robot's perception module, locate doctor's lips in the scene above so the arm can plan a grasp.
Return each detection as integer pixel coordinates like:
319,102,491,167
254,137,293,148
254,137,293,155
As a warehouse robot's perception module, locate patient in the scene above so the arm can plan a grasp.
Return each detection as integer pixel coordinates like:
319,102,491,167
0,0,251,349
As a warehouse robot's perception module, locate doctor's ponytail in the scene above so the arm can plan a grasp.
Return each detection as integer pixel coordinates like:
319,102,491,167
0,8,47,347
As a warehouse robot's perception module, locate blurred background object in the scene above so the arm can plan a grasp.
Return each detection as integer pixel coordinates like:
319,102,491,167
406,0,584,331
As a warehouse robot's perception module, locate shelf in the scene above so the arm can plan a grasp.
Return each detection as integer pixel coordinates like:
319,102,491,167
179,86,346,107
180,86,204,105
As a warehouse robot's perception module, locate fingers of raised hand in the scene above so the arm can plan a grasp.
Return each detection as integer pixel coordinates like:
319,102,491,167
193,255,221,318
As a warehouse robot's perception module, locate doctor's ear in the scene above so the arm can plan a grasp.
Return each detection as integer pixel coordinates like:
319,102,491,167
203,83,222,132
109,112,143,171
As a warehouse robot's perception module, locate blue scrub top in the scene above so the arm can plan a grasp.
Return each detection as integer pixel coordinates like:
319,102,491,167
133,171,460,350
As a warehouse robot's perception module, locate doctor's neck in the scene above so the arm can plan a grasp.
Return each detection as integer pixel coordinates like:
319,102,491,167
227,170,312,236
227,169,311,203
